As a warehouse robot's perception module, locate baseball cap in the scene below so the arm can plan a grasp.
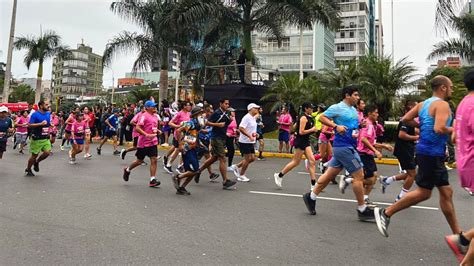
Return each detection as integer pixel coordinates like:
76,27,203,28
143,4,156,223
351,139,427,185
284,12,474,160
228,107,236,112
144,100,157,108
0,106,9,113
247,103,260,111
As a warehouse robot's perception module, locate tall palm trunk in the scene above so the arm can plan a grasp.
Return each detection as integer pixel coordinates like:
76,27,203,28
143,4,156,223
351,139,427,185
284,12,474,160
35,62,43,103
159,47,169,105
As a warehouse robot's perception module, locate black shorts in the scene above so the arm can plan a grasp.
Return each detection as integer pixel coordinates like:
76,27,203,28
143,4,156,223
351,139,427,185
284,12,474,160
173,139,179,148
105,130,116,138
133,137,138,147
415,154,449,190
65,129,72,135
135,146,158,161
395,152,416,171
359,153,377,178
257,133,264,140
239,142,255,155
0,141,6,153
293,138,310,150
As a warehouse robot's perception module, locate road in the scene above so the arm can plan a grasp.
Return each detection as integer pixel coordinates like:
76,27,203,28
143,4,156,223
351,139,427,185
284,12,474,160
0,144,472,265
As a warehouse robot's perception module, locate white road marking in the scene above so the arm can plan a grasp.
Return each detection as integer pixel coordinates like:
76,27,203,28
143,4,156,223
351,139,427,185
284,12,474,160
249,191,439,211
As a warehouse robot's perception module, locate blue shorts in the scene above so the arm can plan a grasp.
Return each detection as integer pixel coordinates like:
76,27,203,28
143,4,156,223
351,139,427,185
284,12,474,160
328,146,363,174
74,139,84,145
183,149,199,172
278,130,290,142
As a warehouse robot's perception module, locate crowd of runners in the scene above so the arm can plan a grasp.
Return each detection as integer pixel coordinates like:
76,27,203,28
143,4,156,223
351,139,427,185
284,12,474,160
0,71,473,264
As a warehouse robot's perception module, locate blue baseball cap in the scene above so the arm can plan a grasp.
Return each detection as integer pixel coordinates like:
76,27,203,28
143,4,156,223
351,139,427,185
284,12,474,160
144,100,157,108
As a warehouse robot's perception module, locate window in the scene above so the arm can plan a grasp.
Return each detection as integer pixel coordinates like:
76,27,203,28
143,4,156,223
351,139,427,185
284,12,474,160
349,31,355,38
336,43,356,52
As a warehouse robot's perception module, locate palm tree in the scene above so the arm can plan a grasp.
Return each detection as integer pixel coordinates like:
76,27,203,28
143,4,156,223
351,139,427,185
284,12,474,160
435,0,468,33
428,13,474,63
261,73,308,113
358,55,418,120
318,60,360,90
14,30,71,103
127,86,159,103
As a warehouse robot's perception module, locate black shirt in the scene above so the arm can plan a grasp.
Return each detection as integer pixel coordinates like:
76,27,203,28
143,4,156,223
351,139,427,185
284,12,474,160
295,114,314,143
393,121,416,157
209,108,231,139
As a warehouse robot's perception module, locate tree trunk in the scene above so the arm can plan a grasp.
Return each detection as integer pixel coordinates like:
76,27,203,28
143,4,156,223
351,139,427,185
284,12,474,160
2,0,17,103
242,28,254,64
34,62,43,104
158,47,169,106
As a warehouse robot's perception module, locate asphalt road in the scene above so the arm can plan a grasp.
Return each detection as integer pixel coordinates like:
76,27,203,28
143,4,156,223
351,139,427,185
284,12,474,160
1,144,473,265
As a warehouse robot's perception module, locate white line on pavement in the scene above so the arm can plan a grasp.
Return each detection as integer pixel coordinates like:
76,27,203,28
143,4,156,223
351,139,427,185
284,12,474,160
248,191,439,211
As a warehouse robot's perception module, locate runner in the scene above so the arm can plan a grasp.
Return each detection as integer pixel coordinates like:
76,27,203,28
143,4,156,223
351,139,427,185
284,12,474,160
49,111,60,146
14,110,29,154
225,108,238,172
357,99,366,123
380,101,419,201
69,112,89,164
171,106,205,195
0,106,13,159
256,107,265,161
97,109,120,156
60,108,78,150
122,100,161,187
83,106,95,159
339,105,393,206
374,75,463,237
25,100,52,176
163,101,191,174
232,103,260,182
277,107,292,153
273,102,318,190
194,106,219,183
198,98,236,189
302,86,375,221
121,106,145,160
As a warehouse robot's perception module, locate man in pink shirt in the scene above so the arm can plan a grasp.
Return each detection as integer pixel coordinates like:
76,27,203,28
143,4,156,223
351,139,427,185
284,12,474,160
339,105,392,205
277,107,292,153
163,101,191,174
123,100,162,187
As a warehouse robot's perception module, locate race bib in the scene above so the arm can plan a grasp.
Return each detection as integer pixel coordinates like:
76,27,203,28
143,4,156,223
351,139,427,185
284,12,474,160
184,135,196,144
152,127,158,134
77,126,84,134
163,117,170,122
42,127,49,136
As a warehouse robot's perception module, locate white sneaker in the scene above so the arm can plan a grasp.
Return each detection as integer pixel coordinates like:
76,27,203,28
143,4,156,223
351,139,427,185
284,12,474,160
84,153,92,160
60,145,65,151
227,166,234,172
339,175,348,194
274,173,283,188
231,164,241,177
69,158,76,165
237,175,250,182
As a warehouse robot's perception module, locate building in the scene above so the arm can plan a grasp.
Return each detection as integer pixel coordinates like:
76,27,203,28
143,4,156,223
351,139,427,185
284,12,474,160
437,57,461,68
52,43,103,100
124,71,179,85
334,0,377,64
118,77,144,88
252,23,335,72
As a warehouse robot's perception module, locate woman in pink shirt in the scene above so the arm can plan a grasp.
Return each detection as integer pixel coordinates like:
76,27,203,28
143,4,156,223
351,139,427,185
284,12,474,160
225,108,238,171
14,110,29,153
61,108,79,150
70,112,89,164
49,112,60,145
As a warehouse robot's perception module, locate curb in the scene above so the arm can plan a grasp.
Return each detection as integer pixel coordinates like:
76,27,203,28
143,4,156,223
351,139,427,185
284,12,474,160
94,139,399,166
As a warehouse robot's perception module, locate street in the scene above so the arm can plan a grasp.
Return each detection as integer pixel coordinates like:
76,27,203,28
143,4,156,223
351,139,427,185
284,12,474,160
0,144,473,265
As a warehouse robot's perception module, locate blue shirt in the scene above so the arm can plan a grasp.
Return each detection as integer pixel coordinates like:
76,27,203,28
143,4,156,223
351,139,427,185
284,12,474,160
208,108,231,139
29,111,51,140
106,114,119,132
417,97,452,157
323,101,359,148
0,117,13,141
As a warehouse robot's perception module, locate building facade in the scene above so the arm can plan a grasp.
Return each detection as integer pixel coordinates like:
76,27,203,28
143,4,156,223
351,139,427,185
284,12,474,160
52,43,103,100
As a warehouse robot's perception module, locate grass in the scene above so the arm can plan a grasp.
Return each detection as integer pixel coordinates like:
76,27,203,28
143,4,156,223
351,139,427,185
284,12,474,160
264,130,279,139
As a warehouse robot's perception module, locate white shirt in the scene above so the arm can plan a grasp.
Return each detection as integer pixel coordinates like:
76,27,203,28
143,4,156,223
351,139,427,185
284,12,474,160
238,113,257,144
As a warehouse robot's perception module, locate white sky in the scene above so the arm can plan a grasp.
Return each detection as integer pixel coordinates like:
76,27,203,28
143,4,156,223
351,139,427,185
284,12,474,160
0,0,452,87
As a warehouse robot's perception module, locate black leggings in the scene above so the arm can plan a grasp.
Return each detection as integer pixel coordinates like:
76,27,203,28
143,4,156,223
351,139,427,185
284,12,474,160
226,136,235,167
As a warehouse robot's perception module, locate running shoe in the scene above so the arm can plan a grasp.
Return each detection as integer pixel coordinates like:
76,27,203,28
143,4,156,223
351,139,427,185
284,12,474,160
163,165,173,174
149,178,161,188
374,207,390,237
223,179,237,190
69,158,76,165
19,150,24,154
379,176,389,194
84,153,92,160
338,175,348,194
357,207,375,222
162,155,168,165
13,143,17,150
96,147,101,155
445,234,469,263
120,149,127,160
302,192,316,215
171,174,180,190
25,169,35,177
226,166,234,172
113,150,121,156
209,173,220,182
33,161,40,172
60,145,65,151
274,173,283,188
194,172,201,183
175,165,184,175
123,168,130,182
257,157,266,161
237,175,250,182
141,161,148,166
464,187,474,196
318,161,324,173
364,198,376,208
231,165,240,178
176,187,191,195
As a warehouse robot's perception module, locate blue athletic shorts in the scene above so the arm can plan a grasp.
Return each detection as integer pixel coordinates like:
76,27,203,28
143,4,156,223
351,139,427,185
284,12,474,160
328,146,363,174
183,149,199,172
278,130,290,142
74,139,84,145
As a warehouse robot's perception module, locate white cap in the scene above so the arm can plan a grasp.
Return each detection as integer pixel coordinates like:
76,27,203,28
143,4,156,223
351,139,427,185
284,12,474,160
0,106,9,113
247,103,260,111
196,103,204,108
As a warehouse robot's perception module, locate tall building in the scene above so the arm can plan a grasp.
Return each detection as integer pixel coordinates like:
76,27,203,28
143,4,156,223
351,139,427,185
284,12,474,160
252,24,335,72
334,0,377,64
52,43,103,100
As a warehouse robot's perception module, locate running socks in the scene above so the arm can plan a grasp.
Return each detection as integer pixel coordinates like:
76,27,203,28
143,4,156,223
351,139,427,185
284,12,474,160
345,177,354,184
310,191,317,200
385,176,397,184
357,204,367,212
311,179,316,186
61,138,67,146
398,188,409,198
363,195,369,200
150,176,156,181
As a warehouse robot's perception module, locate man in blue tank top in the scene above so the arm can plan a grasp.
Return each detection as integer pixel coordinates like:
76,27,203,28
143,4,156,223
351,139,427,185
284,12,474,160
375,75,464,238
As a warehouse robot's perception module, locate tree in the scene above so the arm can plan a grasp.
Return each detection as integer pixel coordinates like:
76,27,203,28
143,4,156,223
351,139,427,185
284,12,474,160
318,60,360,90
428,13,474,63
419,66,469,107
127,86,159,103
435,0,469,33
261,73,307,113
13,30,72,103
8,84,35,104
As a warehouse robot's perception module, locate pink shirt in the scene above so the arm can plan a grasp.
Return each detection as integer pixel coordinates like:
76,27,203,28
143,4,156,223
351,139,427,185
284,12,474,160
50,115,60,134
455,94,474,191
65,114,75,131
278,113,292,132
137,112,159,148
171,111,191,139
357,111,364,124
131,112,144,138
357,118,377,155
71,120,89,140
319,126,334,142
15,116,28,134
226,118,237,137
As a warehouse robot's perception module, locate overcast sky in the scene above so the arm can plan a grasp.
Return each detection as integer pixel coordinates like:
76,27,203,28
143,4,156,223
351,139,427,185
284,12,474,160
1,0,450,88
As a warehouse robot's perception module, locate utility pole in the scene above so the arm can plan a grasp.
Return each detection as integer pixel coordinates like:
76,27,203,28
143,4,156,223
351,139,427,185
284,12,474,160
299,27,304,81
391,0,395,64
2,0,18,103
